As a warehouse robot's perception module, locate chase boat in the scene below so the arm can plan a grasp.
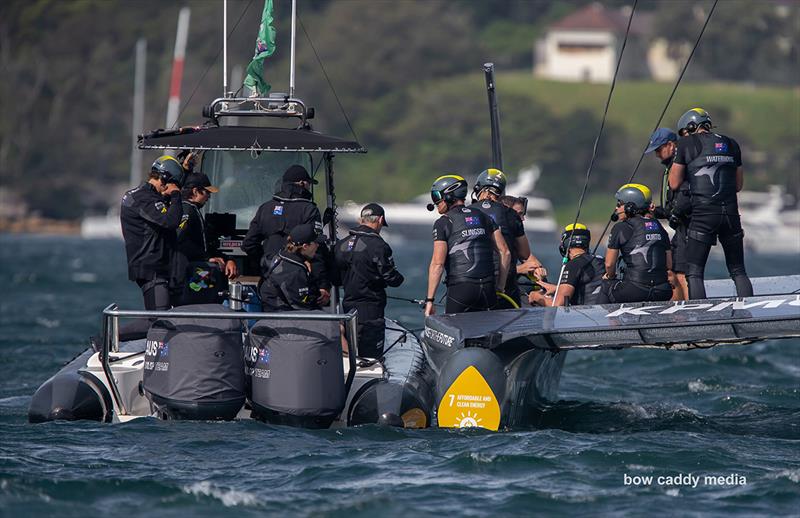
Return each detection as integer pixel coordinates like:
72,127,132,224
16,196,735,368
27,90,800,429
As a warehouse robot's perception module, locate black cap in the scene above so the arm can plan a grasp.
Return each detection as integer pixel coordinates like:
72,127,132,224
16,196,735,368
282,164,318,185
360,203,388,226
183,173,219,193
288,223,324,245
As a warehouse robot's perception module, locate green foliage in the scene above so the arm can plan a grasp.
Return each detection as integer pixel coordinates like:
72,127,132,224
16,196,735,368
653,0,799,85
1,0,797,223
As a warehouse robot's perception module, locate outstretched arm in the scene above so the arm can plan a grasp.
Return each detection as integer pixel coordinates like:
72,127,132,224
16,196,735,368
425,241,447,317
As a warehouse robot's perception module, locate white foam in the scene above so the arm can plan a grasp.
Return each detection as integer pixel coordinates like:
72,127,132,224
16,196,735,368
688,379,711,393
183,481,258,507
768,469,800,483
71,272,98,283
35,317,60,328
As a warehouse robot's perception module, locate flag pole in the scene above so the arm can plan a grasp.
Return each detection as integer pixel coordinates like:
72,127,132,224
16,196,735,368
223,0,228,96
290,0,296,98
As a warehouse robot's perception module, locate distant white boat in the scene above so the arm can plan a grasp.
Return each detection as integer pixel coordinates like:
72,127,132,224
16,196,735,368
81,208,122,239
738,185,800,254
338,165,558,241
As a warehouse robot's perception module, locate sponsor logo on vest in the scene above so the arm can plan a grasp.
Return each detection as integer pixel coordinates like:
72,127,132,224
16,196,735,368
460,228,486,238
704,155,734,163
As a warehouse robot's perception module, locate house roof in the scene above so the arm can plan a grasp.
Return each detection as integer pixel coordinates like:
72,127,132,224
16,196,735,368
550,2,634,33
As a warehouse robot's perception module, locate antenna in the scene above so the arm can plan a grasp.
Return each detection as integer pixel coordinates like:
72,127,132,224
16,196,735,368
223,0,228,96
290,0,297,98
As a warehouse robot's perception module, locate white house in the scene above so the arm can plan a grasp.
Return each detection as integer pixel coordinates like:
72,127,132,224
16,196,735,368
534,3,678,83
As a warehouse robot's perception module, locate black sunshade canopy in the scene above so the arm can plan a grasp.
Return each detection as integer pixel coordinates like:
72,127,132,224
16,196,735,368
138,125,365,153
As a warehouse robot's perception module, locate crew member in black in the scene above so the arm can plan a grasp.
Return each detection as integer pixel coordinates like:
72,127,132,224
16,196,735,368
529,224,604,307
471,168,546,308
334,203,404,357
424,175,510,316
241,164,331,305
260,223,324,312
646,127,689,301
172,173,238,305
120,156,184,310
669,108,753,299
600,184,673,303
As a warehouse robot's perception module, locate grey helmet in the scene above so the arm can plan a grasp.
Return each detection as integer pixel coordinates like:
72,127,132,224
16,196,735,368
428,175,468,209
473,168,507,197
615,183,652,215
677,108,712,135
151,155,186,185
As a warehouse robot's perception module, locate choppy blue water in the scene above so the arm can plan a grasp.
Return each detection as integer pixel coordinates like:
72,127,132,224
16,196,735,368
1,235,798,517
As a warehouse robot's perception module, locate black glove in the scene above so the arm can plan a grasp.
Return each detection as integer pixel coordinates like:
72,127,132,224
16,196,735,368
653,206,669,220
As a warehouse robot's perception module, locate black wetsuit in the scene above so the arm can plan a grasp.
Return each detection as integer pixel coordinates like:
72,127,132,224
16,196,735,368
660,157,691,274
675,132,753,299
473,198,525,307
433,205,498,313
171,200,227,306
260,250,320,312
120,183,182,310
241,183,331,293
334,225,404,357
559,253,605,305
603,215,672,303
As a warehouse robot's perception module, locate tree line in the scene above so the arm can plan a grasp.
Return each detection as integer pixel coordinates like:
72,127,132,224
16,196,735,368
1,0,796,219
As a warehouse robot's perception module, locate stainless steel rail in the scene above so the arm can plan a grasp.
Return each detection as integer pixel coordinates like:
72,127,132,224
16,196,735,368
99,305,359,417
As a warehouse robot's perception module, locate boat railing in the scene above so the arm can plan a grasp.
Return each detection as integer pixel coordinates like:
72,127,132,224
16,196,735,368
100,304,359,417
202,95,311,124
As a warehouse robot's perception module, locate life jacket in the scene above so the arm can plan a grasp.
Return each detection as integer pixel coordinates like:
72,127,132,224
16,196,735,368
442,205,495,282
474,198,519,292
619,216,670,284
569,254,605,306
684,133,739,210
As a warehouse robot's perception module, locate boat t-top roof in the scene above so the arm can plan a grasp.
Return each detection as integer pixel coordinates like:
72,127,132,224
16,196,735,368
138,94,365,154
138,125,364,153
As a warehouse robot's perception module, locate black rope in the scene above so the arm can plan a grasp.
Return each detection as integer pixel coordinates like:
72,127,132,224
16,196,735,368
170,0,255,128
553,0,637,296
591,0,719,255
387,295,442,307
297,14,361,144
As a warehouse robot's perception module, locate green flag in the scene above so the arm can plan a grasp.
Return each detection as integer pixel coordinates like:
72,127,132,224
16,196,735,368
244,0,276,96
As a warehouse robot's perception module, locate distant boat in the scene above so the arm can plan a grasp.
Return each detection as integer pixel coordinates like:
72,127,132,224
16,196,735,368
338,164,558,242
80,209,122,239
738,185,800,254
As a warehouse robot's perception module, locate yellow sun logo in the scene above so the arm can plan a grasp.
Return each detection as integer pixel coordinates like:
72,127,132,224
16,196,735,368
455,411,482,428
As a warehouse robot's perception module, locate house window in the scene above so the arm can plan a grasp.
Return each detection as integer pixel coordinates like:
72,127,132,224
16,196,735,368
558,43,606,53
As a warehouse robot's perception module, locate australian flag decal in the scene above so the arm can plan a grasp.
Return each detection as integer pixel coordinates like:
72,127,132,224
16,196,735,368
644,220,658,230
465,216,480,227
273,205,284,215
714,142,728,153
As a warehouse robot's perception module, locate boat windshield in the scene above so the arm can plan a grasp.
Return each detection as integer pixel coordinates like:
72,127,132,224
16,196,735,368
202,150,313,229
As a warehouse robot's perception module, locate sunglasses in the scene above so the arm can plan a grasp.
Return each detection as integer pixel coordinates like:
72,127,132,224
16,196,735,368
616,201,625,208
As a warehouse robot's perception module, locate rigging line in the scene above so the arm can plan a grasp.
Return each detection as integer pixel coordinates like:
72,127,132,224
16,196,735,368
170,0,255,129
297,14,361,145
591,0,719,255
553,0,638,299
